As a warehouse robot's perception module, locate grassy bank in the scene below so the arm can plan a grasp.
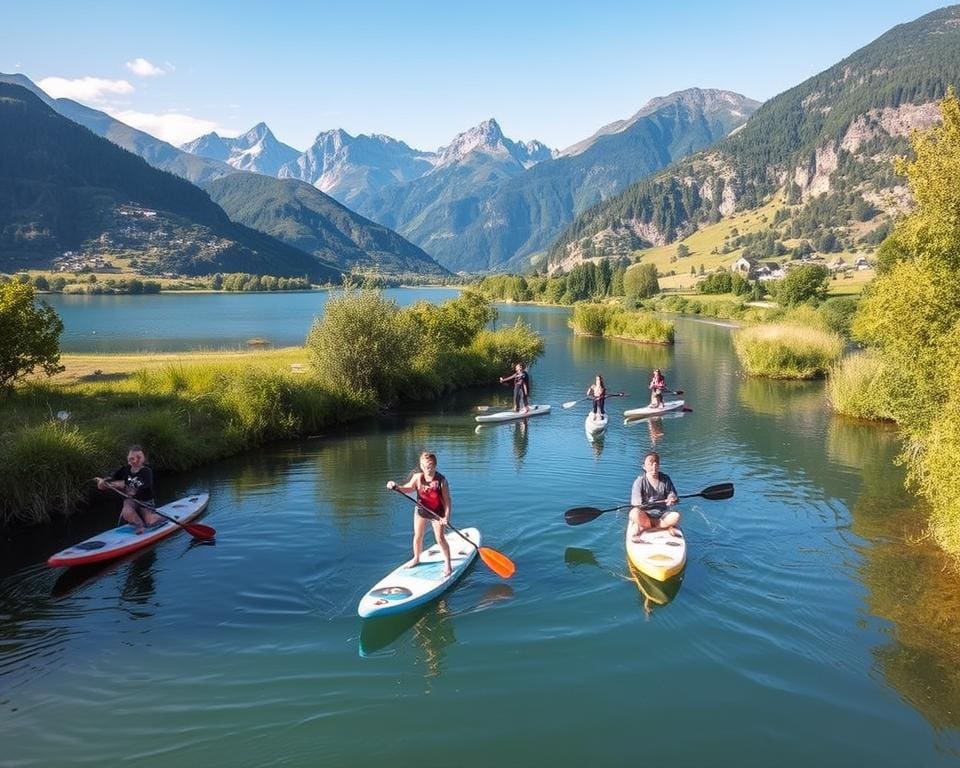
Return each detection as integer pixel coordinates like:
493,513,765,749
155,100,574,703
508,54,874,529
0,291,543,527
733,323,844,379
569,303,675,344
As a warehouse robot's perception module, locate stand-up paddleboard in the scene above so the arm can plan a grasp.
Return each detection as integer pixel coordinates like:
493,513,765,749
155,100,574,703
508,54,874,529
358,527,480,618
625,524,686,582
475,405,550,423
48,494,210,568
585,412,608,437
623,400,685,419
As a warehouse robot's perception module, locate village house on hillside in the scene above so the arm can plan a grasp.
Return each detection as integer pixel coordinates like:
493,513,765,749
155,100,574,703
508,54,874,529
732,256,785,281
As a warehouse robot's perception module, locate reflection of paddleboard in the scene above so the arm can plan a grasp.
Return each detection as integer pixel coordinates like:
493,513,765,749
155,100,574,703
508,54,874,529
625,524,686,582
629,562,684,606
475,405,550,423
584,412,608,436
47,494,210,568
623,400,685,419
358,527,480,618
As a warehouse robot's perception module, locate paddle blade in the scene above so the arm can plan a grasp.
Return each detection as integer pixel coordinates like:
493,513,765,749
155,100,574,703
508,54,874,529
475,405,491,412
697,482,734,501
681,407,694,413
184,522,216,540
479,546,515,579
672,390,684,395
562,400,579,409
564,506,604,526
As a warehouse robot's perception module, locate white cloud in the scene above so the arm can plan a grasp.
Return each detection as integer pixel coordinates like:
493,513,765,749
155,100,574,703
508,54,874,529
125,57,166,77
38,76,134,102
106,108,236,146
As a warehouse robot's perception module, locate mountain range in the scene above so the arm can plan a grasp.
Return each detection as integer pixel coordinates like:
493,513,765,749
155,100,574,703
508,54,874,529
547,5,960,271
0,83,342,281
182,92,757,273
0,75,447,278
182,123,300,176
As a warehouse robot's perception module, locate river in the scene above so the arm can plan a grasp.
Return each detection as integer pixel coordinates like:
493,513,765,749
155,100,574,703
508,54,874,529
1,294,958,766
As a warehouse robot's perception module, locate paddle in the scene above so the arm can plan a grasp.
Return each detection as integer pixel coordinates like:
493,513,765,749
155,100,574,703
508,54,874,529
562,392,628,409
563,482,734,526
388,486,515,579
100,483,216,540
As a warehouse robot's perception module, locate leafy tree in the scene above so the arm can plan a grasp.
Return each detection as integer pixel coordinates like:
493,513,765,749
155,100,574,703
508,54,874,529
677,243,691,258
624,263,660,302
0,281,64,392
773,264,830,306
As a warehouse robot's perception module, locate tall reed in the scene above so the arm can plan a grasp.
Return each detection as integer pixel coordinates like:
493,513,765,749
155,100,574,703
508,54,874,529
734,323,843,379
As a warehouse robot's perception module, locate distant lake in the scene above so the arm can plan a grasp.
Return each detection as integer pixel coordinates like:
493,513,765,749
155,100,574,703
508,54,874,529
43,288,461,352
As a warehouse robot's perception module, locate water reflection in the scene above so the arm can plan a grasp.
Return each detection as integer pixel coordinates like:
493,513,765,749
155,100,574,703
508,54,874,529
737,377,826,417
586,430,605,458
118,550,157,612
629,563,684,616
359,599,457,681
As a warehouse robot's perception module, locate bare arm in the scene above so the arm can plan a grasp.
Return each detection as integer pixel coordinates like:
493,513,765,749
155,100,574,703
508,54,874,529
387,472,421,492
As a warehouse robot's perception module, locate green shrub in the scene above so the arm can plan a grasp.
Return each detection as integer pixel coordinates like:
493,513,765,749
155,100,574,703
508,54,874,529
305,289,416,402
569,303,617,335
827,352,895,420
734,323,843,379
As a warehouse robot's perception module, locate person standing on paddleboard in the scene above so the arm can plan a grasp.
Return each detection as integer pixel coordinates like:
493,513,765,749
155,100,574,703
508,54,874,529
629,451,680,540
499,362,530,414
649,368,666,408
95,446,161,535
586,374,607,421
387,452,453,577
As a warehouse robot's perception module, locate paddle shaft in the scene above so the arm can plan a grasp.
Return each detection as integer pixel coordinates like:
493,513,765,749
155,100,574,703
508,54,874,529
564,482,734,526
101,482,215,539
388,485,475,551
563,391,627,409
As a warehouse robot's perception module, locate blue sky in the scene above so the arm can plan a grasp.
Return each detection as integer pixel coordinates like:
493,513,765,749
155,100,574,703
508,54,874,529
0,0,948,151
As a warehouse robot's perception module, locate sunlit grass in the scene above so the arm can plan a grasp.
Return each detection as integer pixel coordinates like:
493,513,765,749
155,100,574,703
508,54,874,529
734,323,843,379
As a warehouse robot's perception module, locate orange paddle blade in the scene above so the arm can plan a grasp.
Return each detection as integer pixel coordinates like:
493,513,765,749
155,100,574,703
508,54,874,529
479,546,515,579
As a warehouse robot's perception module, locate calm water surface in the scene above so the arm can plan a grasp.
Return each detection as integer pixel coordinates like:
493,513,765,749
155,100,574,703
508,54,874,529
2,300,959,766
44,288,461,351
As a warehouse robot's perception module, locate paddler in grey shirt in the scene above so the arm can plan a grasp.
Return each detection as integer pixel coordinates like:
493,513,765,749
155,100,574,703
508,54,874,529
629,450,680,540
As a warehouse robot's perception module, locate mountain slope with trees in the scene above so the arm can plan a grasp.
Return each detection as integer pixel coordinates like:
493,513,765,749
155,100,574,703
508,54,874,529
0,83,341,281
547,6,960,270
361,90,759,273
204,174,450,276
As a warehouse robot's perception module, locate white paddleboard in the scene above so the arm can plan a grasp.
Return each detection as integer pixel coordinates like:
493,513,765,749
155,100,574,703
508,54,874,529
584,412,608,436
625,524,687,582
623,400,685,419
48,494,210,568
358,527,481,618
475,404,550,423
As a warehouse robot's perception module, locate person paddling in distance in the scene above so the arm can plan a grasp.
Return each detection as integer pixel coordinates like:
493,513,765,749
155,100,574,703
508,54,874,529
629,450,680,540
386,452,453,577
649,368,667,408
499,362,530,414
95,445,161,535
586,374,607,421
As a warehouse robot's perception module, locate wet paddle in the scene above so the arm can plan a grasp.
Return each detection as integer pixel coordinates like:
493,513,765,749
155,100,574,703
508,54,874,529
562,392,628,409
101,483,216,540
563,482,734,526
389,487,515,579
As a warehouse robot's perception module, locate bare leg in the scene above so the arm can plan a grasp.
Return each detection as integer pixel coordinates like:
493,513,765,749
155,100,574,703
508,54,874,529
121,500,146,534
657,510,681,536
405,513,428,567
432,520,452,577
